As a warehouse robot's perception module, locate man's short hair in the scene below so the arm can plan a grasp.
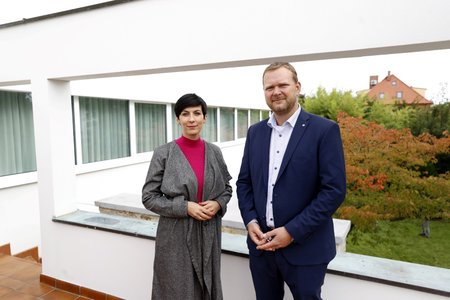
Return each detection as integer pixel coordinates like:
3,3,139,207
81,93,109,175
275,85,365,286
262,62,299,84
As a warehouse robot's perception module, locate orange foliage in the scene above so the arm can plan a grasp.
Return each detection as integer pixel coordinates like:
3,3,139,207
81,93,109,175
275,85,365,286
337,206,383,231
336,112,450,228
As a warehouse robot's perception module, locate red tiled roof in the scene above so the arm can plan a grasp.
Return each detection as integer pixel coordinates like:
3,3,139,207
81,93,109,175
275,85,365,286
366,73,433,105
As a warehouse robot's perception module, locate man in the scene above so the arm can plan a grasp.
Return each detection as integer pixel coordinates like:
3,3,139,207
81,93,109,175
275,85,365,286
237,62,346,300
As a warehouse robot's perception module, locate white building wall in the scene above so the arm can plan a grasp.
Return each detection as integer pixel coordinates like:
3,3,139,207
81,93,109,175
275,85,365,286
1,0,450,297
0,183,40,254
70,67,270,110
1,0,450,85
321,273,449,300
31,223,450,300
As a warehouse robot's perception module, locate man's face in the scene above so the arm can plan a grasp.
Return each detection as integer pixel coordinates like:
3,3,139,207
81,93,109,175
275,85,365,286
263,67,301,117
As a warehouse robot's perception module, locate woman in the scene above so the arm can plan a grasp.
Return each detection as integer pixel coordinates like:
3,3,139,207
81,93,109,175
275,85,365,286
142,93,232,300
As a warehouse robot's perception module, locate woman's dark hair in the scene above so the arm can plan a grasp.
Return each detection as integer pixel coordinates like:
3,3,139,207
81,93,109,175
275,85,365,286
174,93,207,118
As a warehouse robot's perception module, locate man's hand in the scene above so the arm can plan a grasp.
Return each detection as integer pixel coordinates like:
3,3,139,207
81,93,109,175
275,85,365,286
256,226,294,251
247,222,268,246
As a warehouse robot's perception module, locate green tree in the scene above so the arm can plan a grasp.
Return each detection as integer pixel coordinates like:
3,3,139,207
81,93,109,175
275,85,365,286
365,100,416,130
301,87,365,121
409,102,450,138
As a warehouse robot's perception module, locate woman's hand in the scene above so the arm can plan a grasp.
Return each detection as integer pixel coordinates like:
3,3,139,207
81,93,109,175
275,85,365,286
187,200,221,221
199,200,221,216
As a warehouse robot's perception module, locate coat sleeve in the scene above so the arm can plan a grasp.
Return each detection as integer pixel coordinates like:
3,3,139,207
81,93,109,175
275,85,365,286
210,144,233,217
142,145,188,218
216,183,232,217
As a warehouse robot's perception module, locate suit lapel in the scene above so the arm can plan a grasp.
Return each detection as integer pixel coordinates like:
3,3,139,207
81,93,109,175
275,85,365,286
276,110,310,182
260,123,272,189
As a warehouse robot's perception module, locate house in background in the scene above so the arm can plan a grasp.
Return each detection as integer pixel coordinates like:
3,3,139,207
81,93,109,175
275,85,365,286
358,71,433,106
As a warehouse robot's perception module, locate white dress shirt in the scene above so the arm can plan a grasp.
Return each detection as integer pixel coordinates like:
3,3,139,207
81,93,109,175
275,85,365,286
265,105,301,228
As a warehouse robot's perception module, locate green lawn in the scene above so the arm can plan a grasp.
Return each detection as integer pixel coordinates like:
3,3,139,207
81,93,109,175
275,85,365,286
346,219,450,269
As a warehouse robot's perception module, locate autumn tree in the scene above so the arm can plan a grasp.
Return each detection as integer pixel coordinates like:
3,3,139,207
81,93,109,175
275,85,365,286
301,88,450,234
336,113,450,233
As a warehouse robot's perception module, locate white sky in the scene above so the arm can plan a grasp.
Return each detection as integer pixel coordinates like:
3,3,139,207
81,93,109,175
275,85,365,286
292,50,450,103
2,1,450,103
70,50,450,106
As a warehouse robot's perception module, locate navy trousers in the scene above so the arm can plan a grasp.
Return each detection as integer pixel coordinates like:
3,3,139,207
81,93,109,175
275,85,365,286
249,250,328,300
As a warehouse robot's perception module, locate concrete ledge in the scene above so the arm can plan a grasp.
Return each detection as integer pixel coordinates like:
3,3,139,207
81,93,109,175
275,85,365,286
333,218,351,252
328,252,450,297
86,193,450,296
95,193,248,235
54,210,158,239
95,193,151,217
95,193,351,249
53,210,450,297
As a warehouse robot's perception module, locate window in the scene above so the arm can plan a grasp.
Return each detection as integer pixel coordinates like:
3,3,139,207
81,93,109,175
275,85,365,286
261,110,270,120
172,105,182,140
391,80,397,86
78,96,130,163
379,92,385,99
0,90,36,176
237,109,249,138
135,103,166,153
202,107,217,142
220,107,235,142
250,109,260,125
396,91,403,99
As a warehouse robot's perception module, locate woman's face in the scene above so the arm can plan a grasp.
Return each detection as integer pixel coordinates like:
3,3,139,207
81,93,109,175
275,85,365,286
177,105,206,140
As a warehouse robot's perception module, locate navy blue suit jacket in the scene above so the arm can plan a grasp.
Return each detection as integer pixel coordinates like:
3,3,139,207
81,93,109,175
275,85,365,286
237,110,346,265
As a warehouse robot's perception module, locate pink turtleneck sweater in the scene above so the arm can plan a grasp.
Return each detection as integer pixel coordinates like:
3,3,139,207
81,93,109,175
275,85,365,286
176,136,205,202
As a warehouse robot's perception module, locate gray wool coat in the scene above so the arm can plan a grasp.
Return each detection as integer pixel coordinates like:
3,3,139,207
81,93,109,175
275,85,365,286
142,140,232,300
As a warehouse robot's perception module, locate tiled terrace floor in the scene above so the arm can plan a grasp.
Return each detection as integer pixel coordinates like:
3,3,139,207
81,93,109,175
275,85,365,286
0,254,92,300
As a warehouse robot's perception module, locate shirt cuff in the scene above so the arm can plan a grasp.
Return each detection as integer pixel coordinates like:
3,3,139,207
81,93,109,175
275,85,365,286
246,219,259,227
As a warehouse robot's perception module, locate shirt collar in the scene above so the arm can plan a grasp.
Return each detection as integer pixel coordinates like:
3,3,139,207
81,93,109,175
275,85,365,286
267,104,301,128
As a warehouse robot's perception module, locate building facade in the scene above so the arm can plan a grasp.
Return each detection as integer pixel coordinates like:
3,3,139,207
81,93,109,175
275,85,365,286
359,72,433,106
